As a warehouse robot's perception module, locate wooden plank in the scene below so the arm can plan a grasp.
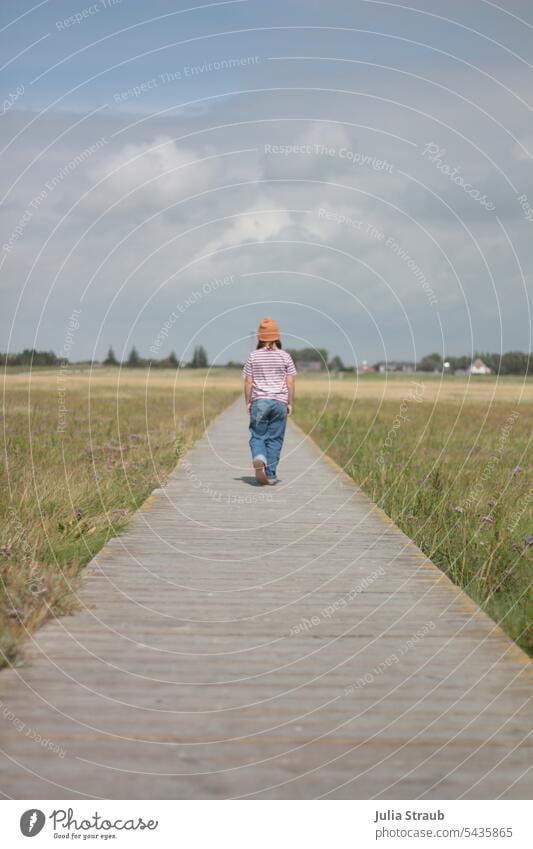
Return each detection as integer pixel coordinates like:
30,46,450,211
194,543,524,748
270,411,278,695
0,400,531,799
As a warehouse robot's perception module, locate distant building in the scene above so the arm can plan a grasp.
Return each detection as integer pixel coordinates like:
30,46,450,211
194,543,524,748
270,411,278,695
357,360,375,374
469,357,492,375
295,360,321,372
375,361,416,373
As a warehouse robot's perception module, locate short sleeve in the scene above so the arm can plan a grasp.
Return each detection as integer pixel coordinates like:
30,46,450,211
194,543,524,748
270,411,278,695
242,354,253,377
285,353,297,376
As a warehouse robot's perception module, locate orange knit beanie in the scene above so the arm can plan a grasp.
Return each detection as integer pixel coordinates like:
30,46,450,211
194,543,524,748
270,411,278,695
257,317,280,342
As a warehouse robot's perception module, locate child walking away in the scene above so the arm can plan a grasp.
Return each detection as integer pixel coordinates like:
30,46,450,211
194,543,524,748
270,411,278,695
243,318,297,485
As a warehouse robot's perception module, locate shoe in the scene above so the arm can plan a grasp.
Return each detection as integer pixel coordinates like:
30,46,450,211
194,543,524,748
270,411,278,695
266,477,277,485
253,456,268,485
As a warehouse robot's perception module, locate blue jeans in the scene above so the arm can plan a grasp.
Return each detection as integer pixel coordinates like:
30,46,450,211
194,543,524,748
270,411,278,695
249,398,288,479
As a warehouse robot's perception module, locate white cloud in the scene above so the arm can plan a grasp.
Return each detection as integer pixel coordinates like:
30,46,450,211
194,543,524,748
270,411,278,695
88,134,219,210
200,201,294,258
2,65,532,363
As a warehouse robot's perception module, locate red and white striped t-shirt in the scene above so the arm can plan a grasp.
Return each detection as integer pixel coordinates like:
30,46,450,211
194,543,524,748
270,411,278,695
243,348,297,404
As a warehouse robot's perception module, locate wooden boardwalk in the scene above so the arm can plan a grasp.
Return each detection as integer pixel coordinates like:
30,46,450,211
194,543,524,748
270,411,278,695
0,400,531,799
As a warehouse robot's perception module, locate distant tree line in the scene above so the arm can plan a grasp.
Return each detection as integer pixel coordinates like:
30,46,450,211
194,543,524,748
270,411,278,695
105,345,209,368
286,347,348,371
419,351,531,375
3,349,64,367
286,347,532,375
102,346,180,368
3,347,531,375
286,347,329,366
2,345,210,369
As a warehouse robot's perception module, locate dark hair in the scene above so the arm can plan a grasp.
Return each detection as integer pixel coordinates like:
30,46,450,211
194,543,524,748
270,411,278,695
257,339,282,349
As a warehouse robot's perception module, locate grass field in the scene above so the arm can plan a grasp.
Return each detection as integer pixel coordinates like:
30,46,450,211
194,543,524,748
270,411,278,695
1,366,532,664
0,367,239,668
293,375,533,654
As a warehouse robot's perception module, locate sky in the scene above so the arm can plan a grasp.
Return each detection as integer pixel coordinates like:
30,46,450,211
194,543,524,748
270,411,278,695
1,0,532,366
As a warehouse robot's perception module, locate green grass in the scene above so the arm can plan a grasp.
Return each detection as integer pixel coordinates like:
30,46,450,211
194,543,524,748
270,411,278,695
2,367,531,662
294,394,533,654
0,372,238,668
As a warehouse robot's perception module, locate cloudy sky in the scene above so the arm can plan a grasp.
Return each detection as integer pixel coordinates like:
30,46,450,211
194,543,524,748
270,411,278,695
1,0,532,365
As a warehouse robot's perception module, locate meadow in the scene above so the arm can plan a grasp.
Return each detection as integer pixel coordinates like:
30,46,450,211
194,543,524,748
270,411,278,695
0,367,239,668
293,373,532,654
1,367,531,665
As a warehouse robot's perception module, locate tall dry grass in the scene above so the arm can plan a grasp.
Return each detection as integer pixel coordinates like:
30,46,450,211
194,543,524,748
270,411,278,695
2,367,531,661
0,368,238,667
294,385,532,654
